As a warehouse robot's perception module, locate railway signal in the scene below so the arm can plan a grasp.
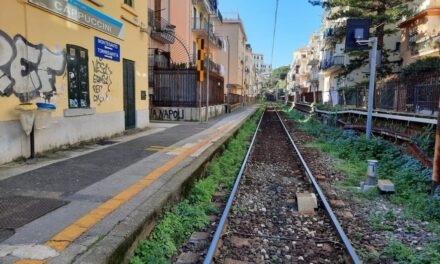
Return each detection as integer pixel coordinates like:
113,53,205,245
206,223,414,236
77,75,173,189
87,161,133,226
197,38,205,82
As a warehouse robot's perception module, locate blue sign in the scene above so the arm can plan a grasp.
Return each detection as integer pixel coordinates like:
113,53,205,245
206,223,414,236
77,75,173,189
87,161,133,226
29,0,125,39
95,37,120,62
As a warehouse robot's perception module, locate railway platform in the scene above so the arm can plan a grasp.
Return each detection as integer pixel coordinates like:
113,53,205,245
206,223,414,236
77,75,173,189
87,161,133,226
0,106,258,264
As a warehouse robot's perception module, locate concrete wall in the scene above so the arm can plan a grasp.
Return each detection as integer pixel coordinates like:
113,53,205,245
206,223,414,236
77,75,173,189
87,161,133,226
150,105,226,121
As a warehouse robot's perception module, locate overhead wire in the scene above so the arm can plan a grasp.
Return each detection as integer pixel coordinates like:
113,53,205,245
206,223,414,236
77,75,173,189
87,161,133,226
270,0,280,96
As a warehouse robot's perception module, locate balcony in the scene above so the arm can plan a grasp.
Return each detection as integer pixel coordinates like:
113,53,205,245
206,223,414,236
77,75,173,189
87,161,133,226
320,55,345,72
192,18,224,49
410,34,440,57
192,0,220,17
148,9,176,44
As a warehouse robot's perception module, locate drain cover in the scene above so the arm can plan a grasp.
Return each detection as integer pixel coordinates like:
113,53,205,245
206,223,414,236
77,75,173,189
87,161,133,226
0,196,68,229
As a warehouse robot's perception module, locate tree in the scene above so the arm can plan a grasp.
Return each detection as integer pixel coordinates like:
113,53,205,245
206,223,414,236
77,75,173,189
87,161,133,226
310,0,412,79
272,65,290,80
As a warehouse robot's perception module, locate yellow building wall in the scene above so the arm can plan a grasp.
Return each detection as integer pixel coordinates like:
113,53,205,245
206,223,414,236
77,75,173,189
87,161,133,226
0,0,149,122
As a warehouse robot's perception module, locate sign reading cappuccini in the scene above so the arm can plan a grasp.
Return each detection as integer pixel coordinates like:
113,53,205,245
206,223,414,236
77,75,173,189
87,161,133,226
28,0,125,39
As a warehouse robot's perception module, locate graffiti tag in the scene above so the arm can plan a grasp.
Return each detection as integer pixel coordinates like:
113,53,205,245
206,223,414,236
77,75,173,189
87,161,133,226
0,30,66,102
151,108,185,121
92,58,112,105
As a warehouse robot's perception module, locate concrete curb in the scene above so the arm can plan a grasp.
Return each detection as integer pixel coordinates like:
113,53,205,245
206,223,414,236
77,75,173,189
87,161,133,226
58,107,258,264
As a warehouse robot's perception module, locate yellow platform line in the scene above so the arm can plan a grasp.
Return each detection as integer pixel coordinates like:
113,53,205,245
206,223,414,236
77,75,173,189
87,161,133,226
15,260,46,264
145,146,188,153
41,121,236,256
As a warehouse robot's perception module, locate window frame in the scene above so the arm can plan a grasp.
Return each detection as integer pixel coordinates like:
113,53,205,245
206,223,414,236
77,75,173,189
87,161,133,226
66,44,90,109
124,0,134,7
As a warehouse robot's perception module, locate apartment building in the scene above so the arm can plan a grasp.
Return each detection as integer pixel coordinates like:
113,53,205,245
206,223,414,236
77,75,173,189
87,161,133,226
245,44,258,99
216,15,248,103
0,0,149,164
170,0,224,67
318,7,401,105
399,0,440,66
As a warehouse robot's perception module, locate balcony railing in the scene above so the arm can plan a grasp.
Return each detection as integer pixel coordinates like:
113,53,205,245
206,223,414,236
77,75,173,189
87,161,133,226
192,18,223,49
320,55,345,70
192,0,223,23
148,9,176,44
410,33,440,56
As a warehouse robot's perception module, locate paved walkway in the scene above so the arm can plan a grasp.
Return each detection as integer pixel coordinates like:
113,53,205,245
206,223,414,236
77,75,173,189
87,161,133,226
0,106,258,264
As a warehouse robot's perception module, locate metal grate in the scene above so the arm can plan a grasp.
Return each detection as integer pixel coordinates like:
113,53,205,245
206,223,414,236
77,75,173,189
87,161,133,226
0,196,68,230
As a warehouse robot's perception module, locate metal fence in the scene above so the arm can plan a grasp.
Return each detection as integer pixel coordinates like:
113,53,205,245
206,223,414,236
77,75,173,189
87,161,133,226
315,73,440,115
297,91,323,104
152,68,224,107
375,73,440,115
228,93,242,105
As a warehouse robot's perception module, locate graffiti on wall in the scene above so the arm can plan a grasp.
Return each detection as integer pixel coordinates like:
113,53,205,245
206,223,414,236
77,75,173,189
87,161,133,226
0,30,66,102
151,108,185,121
92,58,112,105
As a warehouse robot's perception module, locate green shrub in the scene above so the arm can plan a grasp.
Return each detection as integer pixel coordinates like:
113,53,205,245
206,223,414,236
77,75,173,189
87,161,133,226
130,108,263,264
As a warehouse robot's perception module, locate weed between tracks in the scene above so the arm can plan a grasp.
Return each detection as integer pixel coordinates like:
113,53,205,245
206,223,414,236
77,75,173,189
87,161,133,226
283,107,440,263
130,108,263,264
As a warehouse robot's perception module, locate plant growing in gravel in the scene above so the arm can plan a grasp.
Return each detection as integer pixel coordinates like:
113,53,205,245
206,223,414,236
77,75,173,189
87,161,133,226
130,108,263,264
283,107,440,263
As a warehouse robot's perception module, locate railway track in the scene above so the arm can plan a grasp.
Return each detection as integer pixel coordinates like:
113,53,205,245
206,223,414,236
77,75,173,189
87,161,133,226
202,107,360,264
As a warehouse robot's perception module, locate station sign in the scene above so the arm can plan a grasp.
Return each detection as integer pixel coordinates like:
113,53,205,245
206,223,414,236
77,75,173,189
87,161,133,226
28,0,125,39
95,37,120,61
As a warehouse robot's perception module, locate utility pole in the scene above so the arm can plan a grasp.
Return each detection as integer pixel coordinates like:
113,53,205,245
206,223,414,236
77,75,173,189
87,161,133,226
205,15,211,122
227,36,231,113
365,37,378,140
432,99,440,194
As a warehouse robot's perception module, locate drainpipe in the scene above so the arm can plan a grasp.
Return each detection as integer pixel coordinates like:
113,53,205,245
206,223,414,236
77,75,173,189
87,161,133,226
432,98,440,194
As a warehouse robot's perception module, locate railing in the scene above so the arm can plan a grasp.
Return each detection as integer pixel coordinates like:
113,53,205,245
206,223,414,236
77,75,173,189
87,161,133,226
317,73,440,116
412,34,440,56
298,91,322,104
149,49,171,87
227,93,242,105
188,54,223,75
192,17,213,32
152,68,225,107
375,74,440,115
191,17,223,48
148,8,176,44
320,55,345,70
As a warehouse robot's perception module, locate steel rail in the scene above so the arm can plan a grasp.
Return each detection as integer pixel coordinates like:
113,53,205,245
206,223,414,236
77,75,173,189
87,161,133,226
274,109,361,264
203,108,265,264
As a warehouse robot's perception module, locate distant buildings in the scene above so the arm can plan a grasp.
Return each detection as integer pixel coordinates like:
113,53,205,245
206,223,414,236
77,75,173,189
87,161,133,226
287,0,440,106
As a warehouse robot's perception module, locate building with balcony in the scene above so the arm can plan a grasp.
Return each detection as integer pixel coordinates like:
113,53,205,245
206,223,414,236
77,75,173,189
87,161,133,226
148,0,226,121
215,14,248,104
245,44,258,100
316,6,401,105
170,0,224,66
399,0,440,66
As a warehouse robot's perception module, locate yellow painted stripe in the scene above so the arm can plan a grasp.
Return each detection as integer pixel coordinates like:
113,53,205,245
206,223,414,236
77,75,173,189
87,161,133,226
15,260,46,264
43,122,236,253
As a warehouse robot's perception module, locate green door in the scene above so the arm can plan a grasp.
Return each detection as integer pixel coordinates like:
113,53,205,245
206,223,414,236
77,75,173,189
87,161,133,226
123,59,136,129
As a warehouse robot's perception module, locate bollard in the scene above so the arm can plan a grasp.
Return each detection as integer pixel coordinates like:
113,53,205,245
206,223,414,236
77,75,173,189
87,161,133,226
367,160,378,185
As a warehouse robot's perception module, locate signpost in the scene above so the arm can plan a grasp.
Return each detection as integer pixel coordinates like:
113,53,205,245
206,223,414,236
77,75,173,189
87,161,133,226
345,19,376,140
